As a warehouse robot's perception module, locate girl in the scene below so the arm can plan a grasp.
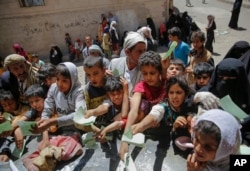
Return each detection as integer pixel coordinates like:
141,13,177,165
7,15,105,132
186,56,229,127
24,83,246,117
187,109,241,171
131,75,192,135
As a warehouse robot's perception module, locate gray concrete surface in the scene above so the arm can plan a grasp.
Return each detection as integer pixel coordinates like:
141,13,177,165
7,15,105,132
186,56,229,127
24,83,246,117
1,0,250,171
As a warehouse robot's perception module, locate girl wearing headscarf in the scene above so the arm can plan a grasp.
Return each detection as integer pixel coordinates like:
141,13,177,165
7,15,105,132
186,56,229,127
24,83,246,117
201,58,250,114
205,15,216,53
187,109,241,171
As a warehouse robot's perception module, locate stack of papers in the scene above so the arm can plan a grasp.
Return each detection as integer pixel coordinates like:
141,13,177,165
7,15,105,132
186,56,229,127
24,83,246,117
73,106,96,125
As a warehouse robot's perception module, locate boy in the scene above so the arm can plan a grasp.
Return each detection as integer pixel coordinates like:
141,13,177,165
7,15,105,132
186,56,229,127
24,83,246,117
186,31,214,84
36,63,57,93
0,90,30,135
31,53,45,69
14,84,47,149
32,62,86,148
190,62,214,92
168,27,190,66
89,76,129,141
166,58,185,79
76,56,108,131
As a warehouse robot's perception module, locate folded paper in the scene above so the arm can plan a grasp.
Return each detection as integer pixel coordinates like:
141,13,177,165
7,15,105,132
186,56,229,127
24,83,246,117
17,121,38,136
73,106,96,125
220,95,248,120
162,41,177,60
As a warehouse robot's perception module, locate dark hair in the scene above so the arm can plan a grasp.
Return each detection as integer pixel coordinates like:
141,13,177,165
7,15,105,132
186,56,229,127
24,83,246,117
168,27,182,39
193,120,221,147
193,62,214,77
169,59,185,72
166,75,190,95
83,56,104,69
56,63,71,78
0,90,14,101
105,76,123,92
191,31,206,42
24,84,46,99
138,51,162,73
37,63,57,81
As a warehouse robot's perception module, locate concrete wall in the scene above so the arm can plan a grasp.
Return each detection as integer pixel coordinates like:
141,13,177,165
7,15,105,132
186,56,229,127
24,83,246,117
0,0,167,59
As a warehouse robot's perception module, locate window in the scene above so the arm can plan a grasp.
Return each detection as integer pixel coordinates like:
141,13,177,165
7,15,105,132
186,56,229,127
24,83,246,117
19,0,45,7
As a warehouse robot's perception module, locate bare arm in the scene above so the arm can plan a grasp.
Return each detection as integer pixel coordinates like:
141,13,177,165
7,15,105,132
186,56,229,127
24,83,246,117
120,77,129,118
123,92,142,133
84,104,109,118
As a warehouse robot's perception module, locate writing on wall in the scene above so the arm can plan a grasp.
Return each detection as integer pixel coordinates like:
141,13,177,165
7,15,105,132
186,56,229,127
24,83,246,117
22,14,98,36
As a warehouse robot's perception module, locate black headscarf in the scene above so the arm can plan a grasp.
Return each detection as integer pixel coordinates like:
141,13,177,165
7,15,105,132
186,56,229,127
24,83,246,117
224,41,250,59
201,58,250,113
239,49,250,83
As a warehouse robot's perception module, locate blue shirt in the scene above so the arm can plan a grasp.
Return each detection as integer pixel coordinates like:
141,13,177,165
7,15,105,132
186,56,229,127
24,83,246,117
173,41,190,66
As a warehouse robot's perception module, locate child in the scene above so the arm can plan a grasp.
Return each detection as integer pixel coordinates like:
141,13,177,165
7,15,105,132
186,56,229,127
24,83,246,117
74,38,84,61
205,15,216,53
168,27,190,66
37,63,57,93
31,53,45,69
125,51,168,127
186,31,214,84
76,56,108,131
120,76,193,160
0,90,30,135
119,51,170,160
187,109,241,171
0,115,12,162
102,26,112,60
166,58,185,79
32,62,86,148
95,76,129,141
190,62,214,92
13,84,47,149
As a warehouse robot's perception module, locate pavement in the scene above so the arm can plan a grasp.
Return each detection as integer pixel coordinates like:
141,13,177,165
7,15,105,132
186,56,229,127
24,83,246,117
1,0,250,171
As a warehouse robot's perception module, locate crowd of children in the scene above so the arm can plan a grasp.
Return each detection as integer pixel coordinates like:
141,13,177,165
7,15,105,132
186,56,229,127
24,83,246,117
1,9,250,171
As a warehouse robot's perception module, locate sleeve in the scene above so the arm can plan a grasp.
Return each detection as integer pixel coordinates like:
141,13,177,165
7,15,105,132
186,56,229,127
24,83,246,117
41,85,56,119
57,89,86,127
133,81,145,93
149,104,165,123
24,109,37,120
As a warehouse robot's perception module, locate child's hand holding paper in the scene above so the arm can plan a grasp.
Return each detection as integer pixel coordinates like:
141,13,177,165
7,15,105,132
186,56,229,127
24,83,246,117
162,41,177,60
73,106,96,125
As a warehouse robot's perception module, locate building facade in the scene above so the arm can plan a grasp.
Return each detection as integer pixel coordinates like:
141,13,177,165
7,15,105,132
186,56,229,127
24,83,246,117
0,0,172,59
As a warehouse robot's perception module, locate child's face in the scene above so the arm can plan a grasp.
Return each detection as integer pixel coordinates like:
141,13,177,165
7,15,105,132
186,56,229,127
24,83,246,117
141,65,161,87
28,96,45,112
195,73,211,88
56,74,71,94
44,76,57,87
107,90,124,106
168,83,186,111
167,64,184,79
193,132,218,162
0,99,17,113
84,66,106,87
168,34,178,42
32,57,39,63
192,38,204,50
